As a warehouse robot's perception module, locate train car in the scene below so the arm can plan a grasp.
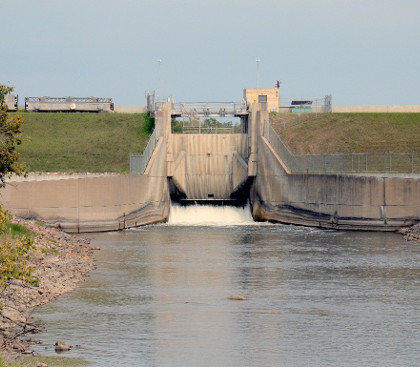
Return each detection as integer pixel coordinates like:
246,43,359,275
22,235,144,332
5,94,18,111
25,96,114,112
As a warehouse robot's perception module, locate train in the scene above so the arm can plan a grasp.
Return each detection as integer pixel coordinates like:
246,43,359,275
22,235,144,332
4,94,114,112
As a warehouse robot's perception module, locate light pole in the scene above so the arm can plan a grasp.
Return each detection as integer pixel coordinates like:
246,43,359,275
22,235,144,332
256,58,261,105
157,58,162,101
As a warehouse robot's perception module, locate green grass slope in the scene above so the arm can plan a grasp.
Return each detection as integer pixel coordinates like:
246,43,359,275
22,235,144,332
17,112,153,173
270,113,420,154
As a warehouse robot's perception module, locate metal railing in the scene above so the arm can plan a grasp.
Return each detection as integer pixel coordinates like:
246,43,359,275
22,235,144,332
25,96,113,103
130,128,160,174
146,92,248,117
264,120,297,169
171,102,247,117
172,122,243,134
264,120,420,174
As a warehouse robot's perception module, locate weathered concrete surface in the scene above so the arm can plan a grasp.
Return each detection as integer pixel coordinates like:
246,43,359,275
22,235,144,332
1,174,169,233
114,105,147,113
250,136,420,230
1,134,169,232
170,134,249,200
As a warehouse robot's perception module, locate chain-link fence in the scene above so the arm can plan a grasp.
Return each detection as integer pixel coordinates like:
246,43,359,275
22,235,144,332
292,152,420,174
130,128,160,174
264,120,420,174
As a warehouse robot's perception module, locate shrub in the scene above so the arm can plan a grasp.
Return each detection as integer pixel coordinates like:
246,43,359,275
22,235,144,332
0,207,39,294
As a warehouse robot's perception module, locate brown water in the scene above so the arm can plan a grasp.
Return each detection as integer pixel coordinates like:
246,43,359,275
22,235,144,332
32,214,420,366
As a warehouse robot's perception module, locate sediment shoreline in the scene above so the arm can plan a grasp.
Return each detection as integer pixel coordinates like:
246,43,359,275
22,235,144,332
399,223,420,243
0,217,96,357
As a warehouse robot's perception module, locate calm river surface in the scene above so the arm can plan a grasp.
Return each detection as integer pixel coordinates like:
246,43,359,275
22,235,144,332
33,208,420,366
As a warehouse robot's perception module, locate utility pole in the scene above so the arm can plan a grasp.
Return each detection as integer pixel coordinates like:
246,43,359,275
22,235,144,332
256,58,261,105
157,58,162,101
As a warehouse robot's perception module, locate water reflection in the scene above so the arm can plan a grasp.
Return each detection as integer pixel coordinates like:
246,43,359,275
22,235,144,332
32,224,420,367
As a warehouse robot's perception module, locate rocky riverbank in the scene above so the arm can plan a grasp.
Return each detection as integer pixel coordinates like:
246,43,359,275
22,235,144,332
400,223,420,243
0,218,96,357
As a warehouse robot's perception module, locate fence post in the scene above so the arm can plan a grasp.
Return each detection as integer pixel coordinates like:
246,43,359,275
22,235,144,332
412,152,414,174
306,155,309,174
384,152,387,173
389,152,392,173
365,153,368,173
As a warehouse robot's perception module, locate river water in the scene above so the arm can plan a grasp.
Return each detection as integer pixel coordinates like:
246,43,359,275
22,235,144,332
32,205,420,366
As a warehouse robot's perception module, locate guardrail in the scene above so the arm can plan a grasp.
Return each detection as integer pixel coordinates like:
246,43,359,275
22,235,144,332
146,93,248,117
264,120,420,174
171,102,247,117
25,96,113,103
25,96,114,112
130,128,160,174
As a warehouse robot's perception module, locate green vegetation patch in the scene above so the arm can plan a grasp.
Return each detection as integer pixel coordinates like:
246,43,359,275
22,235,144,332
18,112,153,173
270,113,420,154
0,208,39,292
8,223,35,239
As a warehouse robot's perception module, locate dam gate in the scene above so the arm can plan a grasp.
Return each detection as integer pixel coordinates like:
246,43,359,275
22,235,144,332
132,101,257,204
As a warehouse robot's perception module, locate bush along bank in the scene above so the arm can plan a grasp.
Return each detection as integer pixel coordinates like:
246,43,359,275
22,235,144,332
0,207,96,357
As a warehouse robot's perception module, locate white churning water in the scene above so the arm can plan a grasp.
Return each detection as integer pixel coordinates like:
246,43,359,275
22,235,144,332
168,202,255,226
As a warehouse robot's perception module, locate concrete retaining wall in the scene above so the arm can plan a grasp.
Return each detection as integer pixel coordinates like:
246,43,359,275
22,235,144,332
114,106,147,113
1,174,168,232
251,136,420,230
0,133,170,232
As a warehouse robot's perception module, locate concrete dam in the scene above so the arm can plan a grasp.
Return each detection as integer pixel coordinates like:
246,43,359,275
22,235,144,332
2,102,419,232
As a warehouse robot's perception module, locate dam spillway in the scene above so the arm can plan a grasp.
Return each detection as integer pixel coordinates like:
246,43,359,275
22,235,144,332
167,202,255,226
168,134,250,203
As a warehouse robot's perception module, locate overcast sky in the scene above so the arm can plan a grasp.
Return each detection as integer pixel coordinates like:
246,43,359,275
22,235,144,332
2,0,419,106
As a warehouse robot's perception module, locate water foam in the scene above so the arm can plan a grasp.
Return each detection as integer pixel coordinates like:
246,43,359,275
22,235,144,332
168,202,255,226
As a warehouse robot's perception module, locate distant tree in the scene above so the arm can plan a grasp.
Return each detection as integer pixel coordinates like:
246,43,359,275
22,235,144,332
203,117,221,127
0,85,25,187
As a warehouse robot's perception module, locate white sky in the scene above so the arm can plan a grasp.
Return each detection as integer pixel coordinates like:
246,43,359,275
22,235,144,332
2,0,419,106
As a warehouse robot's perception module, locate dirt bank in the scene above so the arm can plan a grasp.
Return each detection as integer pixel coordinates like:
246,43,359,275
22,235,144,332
0,218,96,356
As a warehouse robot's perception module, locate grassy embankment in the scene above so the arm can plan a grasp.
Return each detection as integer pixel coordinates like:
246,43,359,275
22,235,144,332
17,112,153,173
15,112,420,172
270,113,420,154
